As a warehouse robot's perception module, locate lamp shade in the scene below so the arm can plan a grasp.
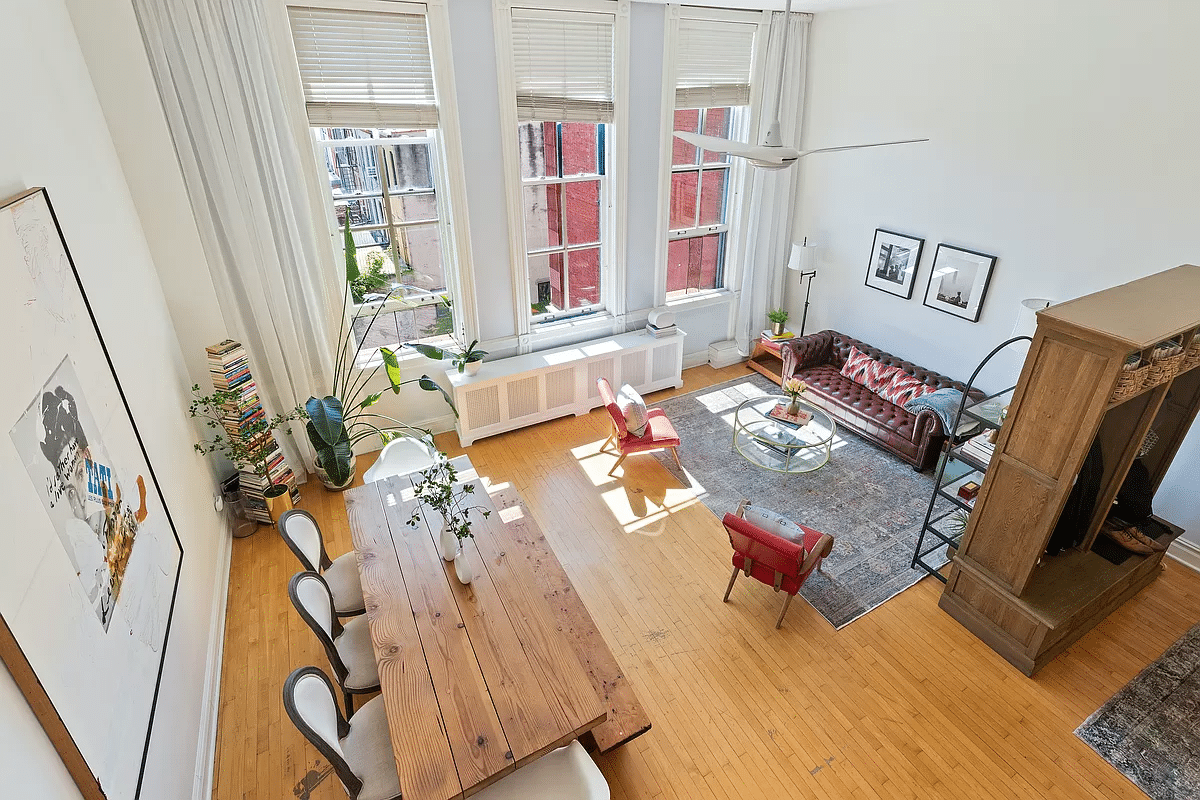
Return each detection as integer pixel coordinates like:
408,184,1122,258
787,240,816,272
1012,298,1054,338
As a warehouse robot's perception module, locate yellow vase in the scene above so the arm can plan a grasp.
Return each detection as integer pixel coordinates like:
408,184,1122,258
265,485,294,524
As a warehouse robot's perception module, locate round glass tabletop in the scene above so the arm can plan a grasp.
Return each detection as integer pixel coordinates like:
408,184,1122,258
731,395,836,473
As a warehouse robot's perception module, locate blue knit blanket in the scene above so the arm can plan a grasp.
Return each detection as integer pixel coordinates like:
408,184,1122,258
904,388,969,436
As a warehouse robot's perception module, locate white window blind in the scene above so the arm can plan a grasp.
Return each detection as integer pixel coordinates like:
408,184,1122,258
510,8,614,123
288,6,438,128
675,18,756,109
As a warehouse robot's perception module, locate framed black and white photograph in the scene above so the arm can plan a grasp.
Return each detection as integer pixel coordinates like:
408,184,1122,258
864,228,924,299
922,243,998,322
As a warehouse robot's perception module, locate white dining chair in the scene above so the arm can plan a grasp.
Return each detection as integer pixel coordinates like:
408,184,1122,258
278,509,365,616
362,435,439,484
288,572,380,713
472,739,609,800
284,666,400,800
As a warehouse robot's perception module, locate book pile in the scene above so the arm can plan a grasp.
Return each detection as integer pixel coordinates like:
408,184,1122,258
759,329,794,352
645,321,678,338
206,340,299,524
768,402,812,427
959,431,996,467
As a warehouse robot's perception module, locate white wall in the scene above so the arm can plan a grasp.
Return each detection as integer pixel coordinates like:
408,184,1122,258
0,0,229,797
791,0,1200,543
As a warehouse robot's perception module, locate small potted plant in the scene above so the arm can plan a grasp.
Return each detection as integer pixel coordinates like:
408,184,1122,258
409,455,492,584
408,339,489,376
768,308,789,337
782,376,807,417
190,385,304,528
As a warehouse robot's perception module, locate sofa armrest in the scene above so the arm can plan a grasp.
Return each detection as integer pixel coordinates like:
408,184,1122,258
780,331,833,377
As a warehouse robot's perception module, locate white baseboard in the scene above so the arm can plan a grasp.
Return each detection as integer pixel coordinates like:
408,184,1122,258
192,513,234,800
683,350,711,369
1167,536,1200,573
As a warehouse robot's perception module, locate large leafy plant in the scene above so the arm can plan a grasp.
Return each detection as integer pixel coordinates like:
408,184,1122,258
305,217,455,487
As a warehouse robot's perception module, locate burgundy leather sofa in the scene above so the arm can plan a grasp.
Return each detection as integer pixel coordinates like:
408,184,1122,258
779,330,981,471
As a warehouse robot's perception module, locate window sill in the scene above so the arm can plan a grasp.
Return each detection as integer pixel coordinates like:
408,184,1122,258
353,343,448,375
663,289,736,312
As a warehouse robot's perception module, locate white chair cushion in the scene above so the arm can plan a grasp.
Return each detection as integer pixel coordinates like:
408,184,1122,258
325,552,366,615
739,503,807,547
363,436,438,484
473,740,608,800
335,615,380,691
615,384,649,437
340,696,401,800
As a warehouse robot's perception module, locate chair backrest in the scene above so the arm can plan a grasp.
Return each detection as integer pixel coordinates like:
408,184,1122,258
596,378,627,438
723,513,804,580
289,571,349,685
283,666,362,798
362,435,438,484
279,509,331,572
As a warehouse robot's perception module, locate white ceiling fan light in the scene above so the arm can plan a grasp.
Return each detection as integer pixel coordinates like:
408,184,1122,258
673,0,928,170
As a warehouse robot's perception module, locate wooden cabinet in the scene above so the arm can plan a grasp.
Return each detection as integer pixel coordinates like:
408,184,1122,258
940,264,1200,675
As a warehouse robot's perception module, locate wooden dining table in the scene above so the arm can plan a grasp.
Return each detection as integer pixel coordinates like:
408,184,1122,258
345,456,607,800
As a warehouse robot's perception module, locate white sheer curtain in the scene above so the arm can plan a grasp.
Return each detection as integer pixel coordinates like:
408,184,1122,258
734,11,810,354
134,0,337,474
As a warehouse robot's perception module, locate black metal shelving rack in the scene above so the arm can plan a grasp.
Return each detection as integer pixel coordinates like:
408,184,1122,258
911,337,1031,581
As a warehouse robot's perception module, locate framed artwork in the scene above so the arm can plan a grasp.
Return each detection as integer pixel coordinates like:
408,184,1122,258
0,188,184,800
922,244,998,322
864,228,925,299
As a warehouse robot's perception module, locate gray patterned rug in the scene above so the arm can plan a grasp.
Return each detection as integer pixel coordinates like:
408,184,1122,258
1075,623,1200,799
651,372,948,629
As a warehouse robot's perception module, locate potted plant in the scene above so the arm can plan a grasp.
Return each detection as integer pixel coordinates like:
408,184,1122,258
768,308,789,337
190,385,304,527
408,339,489,376
305,216,456,491
782,376,807,417
408,455,492,584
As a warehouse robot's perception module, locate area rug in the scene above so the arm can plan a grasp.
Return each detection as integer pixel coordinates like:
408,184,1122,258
651,372,949,629
1075,623,1200,800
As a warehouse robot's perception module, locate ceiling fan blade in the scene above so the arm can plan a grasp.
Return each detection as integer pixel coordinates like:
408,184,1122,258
673,131,799,166
796,138,929,158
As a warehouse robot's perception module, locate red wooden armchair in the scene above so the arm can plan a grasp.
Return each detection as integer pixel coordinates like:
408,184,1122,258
721,504,834,629
597,377,681,477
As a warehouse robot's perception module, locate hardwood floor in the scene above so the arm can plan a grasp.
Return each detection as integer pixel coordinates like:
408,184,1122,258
210,363,1200,800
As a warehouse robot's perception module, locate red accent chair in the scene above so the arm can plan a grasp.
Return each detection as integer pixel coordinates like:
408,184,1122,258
597,377,682,477
721,504,834,629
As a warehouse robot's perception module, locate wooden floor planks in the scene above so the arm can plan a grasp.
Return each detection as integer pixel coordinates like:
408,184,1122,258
210,362,1200,800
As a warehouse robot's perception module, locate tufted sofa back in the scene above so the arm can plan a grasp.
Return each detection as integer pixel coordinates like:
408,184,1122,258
824,331,978,396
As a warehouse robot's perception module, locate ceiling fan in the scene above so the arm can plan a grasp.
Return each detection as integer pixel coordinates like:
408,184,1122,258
673,0,927,170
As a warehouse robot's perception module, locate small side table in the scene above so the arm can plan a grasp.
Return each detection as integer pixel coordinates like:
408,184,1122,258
747,338,786,385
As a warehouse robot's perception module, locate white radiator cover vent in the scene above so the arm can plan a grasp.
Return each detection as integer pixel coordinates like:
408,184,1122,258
446,330,687,446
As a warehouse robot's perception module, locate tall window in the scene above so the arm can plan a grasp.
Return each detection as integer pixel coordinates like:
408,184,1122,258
508,7,616,323
289,5,459,350
664,14,758,300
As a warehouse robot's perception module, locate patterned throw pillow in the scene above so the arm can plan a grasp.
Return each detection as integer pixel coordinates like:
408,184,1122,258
616,384,649,437
877,371,935,406
739,502,808,548
840,345,900,391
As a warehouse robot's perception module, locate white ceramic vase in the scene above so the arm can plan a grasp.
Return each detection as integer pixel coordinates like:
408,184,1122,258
438,524,459,562
464,360,482,376
453,548,474,585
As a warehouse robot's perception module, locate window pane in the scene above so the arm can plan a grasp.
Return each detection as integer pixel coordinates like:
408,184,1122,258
672,109,700,166
523,184,562,250
666,234,723,297
560,123,598,176
564,180,600,246
528,252,565,311
350,304,455,350
388,192,438,225
383,143,433,190
669,171,699,230
702,108,731,164
352,309,399,351
518,122,559,179
566,248,601,308
413,303,454,341
337,197,387,229
698,169,727,226
328,143,383,198
392,223,445,291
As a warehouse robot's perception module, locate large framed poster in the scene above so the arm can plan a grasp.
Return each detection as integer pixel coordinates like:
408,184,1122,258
0,188,183,800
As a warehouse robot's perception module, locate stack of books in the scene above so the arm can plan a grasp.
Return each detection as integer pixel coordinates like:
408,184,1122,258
959,431,997,466
759,329,794,352
645,321,678,338
206,340,300,523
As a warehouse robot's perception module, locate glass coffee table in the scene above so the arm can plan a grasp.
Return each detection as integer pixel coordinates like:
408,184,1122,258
731,395,836,473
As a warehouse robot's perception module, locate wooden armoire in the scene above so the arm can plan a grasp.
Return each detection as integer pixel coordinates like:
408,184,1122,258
940,264,1200,675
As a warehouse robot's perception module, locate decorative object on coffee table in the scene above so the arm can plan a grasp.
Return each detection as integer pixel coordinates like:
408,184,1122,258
1076,622,1200,800
922,243,997,322
781,376,807,416
864,228,924,299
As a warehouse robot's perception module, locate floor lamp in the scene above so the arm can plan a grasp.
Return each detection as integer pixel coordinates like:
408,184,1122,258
787,240,818,336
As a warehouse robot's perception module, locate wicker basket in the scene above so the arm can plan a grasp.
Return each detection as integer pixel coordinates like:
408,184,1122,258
1181,340,1200,372
1110,362,1148,402
1146,351,1185,387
